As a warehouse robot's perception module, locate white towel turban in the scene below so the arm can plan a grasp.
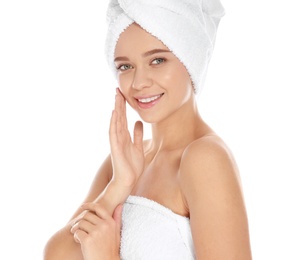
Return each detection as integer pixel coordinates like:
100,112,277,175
105,0,225,94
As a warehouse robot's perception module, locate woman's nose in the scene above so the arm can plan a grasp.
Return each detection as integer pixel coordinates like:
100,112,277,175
132,68,153,90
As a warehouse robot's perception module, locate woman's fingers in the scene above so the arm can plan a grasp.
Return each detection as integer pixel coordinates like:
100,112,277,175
117,88,128,129
71,203,115,244
70,209,95,231
71,203,123,248
133,121,144,151
115,88,128,133
72,205,123,258
108,88,145,186
73,229,86,244
109,109,118,145
70,203,110,233
113,204,123,233
71,217,96,235
81,202,111,220
110,88,130,148
71,214,98,244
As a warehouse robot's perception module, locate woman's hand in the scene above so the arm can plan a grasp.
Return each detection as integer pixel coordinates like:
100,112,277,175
109,88,144,188
71,202,123,260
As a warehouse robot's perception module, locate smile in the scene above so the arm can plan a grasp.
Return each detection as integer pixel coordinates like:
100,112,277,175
138,94,164,104
135,93,164,109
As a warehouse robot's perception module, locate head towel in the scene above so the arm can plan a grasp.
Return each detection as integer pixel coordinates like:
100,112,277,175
105,0,225,95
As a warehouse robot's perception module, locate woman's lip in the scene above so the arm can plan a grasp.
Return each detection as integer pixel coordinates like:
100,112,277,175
135,93,164,109
137,94,163,103
135,93,164,101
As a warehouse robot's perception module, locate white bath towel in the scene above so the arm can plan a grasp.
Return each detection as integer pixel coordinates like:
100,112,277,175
105,0,225,95
120,195,195,259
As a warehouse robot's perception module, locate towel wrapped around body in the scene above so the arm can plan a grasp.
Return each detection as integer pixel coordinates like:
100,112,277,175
120,195,195,260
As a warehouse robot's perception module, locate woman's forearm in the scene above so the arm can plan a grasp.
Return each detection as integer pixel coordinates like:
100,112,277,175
44,180,128,260
93,179,133,215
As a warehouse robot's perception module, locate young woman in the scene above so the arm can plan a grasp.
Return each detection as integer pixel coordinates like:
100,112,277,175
44,0,252,259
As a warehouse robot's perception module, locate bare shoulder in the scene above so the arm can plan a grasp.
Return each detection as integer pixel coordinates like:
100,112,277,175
179,134,252,259
180,134,240,185
178,134,243,207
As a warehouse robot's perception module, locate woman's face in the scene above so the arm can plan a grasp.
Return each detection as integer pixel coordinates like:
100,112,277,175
114,23,194,123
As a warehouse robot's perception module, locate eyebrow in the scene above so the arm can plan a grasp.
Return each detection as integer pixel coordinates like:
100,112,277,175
114,49,171,62
143,49,171,57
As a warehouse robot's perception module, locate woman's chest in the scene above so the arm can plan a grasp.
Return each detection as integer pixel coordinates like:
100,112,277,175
130,151,189,217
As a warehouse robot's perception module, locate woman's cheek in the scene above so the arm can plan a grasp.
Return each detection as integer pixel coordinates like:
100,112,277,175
152,65,174,84
118,73,132,93
117,74,135,108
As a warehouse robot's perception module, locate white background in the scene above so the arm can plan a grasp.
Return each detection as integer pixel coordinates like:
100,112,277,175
0,0,290,259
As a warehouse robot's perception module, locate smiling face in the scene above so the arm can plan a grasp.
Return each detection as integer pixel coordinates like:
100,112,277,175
114,23,194,123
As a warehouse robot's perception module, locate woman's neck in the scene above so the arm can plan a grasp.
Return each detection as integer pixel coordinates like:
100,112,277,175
148,100,212,152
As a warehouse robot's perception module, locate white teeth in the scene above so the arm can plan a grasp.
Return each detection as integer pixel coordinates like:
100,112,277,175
138,94,161,103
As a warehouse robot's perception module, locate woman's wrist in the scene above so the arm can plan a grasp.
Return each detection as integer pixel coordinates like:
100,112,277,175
94,179,133,215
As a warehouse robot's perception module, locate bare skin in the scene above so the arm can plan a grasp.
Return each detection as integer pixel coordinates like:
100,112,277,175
44,23,252,260
44,90,143,260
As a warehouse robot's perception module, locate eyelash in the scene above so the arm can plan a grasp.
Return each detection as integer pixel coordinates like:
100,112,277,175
116,57,166,71
151,57,166,65
117,64,133,71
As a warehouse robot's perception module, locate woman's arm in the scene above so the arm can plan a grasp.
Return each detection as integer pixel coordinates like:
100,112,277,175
179,136,252,260
44,89,144,260
43,154,113,260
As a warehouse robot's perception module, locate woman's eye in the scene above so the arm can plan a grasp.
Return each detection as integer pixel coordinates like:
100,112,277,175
118,64,133,71
151,58,165,65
